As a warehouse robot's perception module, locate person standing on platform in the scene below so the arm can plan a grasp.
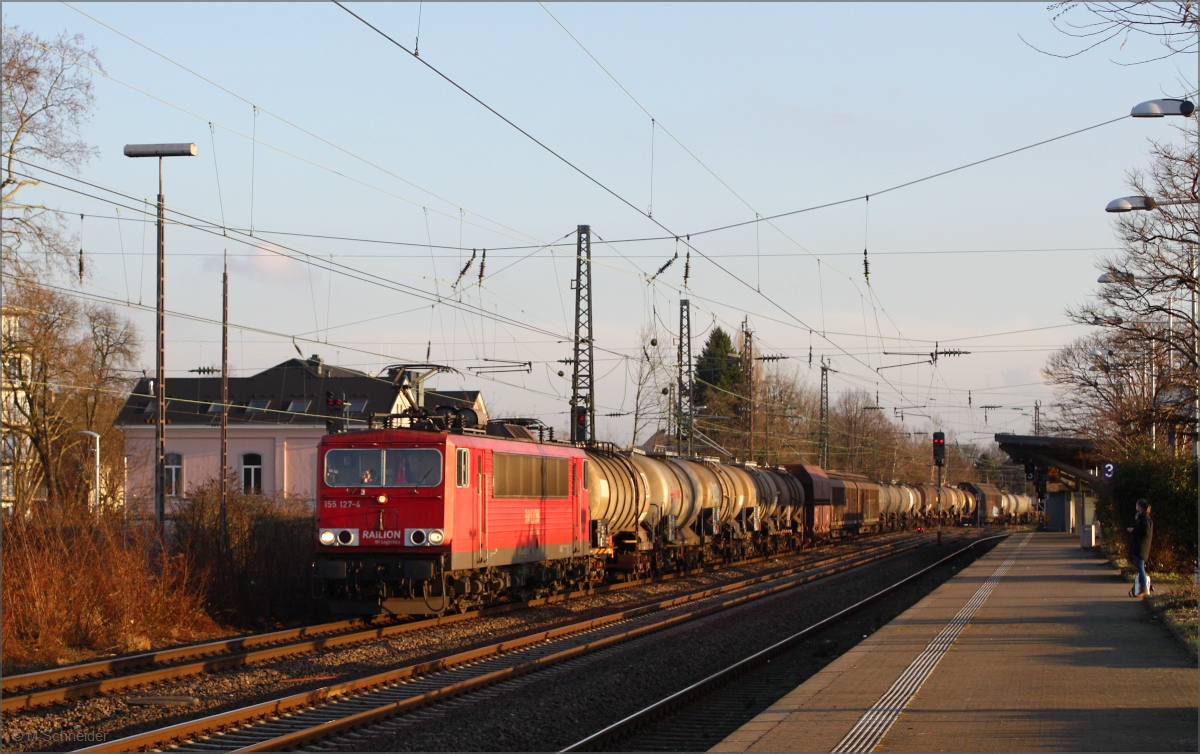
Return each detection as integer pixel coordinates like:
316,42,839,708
1126,499,1154,598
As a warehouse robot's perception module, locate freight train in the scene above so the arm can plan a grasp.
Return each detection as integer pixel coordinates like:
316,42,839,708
312,417,1032,616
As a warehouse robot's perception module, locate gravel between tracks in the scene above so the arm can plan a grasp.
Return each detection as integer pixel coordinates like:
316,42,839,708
313,532,1000,753
0,532,928,752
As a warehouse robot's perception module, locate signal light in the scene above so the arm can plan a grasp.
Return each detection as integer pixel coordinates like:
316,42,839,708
933,431,946,467
572,404,588,443
326,390,345,409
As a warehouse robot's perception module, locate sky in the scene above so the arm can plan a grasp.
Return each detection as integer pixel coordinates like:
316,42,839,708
3,2,1196,451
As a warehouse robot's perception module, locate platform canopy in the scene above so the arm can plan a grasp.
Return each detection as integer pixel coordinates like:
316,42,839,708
995,433,1101,487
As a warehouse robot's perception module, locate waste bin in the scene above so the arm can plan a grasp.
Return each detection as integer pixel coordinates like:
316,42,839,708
1081,524,1096,549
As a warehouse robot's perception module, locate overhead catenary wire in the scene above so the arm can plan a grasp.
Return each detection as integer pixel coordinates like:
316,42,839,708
9,162,577,343
331,3,944,422
23,168,1085,358
19,11,1090,435
3,23,556,253
336,3,1062,429
56,4,563,251
6,274,637,418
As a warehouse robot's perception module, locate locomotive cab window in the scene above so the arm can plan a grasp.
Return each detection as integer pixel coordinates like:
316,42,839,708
324,448,443,488
456,448,469,487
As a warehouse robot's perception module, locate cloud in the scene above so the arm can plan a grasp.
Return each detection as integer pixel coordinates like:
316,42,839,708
212,242,314,284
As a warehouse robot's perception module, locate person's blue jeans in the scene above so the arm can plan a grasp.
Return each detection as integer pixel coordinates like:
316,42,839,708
1134,556,1150,595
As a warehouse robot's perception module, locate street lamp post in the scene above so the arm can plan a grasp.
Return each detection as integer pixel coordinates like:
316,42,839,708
1104,94,1196,581
77,430,100,515
124,143,196,532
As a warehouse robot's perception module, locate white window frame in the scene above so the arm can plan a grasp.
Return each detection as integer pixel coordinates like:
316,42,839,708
456,448,470,487
164,452,184,497
241,452,263,494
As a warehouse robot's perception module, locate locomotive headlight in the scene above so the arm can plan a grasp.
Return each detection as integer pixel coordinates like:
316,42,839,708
427,529,444,545
376,494,388,504
319,529,336,545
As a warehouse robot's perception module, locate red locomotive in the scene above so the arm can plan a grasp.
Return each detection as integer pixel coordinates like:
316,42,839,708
314,425,598,615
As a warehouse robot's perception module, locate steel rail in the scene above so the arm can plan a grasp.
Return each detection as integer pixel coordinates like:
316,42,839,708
5,530,916,712
1,617,393,694
72,534,939,753
559,532,1011,752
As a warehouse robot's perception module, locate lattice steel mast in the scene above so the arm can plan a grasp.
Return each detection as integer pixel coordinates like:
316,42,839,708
677,299,694,456
819,358,837,468
570,224,595,443
741,318,754,462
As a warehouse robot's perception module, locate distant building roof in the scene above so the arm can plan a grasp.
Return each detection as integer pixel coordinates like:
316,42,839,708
116,355,401,427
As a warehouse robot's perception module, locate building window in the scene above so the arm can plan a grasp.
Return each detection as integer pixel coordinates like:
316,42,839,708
285,399,310,413
347,399,368,414
245,399,270,413
206,402,223,414
242,453,263,494
142,401,157,414
456,448,469,487
165,452,183,497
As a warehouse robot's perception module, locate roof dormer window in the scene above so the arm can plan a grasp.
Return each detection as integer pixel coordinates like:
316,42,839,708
245,399,270,413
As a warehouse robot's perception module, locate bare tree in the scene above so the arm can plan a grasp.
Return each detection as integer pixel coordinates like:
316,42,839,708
1028,2,1198,62
2,28,137,517
630,326,671,447
2,26,102,278
2,282,137,516
1045,118,1198,451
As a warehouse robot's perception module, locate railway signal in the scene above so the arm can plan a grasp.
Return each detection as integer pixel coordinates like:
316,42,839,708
933,431,946,467
573,404,588,440
326,390,347,433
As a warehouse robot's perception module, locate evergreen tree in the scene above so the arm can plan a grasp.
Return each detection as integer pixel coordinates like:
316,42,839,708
694,327,742,407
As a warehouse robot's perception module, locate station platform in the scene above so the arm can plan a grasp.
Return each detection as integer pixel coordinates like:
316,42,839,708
712,532,1197,753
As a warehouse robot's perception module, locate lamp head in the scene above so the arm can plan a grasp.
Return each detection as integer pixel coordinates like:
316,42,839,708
1106,196,1154,213
1130,99,1196,118
124,143,197,158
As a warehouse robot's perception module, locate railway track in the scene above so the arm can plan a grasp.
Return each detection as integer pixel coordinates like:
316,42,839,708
562,532,1010,752
2,530,922,713
71,532,945,753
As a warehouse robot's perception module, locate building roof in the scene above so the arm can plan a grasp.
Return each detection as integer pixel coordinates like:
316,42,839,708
116,356,402,428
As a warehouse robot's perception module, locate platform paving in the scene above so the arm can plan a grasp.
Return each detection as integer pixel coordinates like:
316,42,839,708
711,531,1197,753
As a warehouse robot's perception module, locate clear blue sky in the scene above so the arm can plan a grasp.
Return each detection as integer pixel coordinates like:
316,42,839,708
3,2,1195,449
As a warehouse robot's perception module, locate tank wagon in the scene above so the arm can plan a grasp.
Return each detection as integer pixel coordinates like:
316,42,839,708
958,482,1034,524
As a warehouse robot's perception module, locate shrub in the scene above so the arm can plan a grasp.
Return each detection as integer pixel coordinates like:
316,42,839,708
1,509,215,672
172,479,322,625
1096,445,1199,574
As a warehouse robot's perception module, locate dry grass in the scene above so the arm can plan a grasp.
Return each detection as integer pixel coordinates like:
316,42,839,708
1148,581,1198,661
1,510,217,673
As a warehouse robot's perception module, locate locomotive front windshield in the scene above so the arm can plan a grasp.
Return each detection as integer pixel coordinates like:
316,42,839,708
324,448,443,488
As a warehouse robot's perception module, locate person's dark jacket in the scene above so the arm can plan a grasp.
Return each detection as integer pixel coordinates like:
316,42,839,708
1130,511,1153,560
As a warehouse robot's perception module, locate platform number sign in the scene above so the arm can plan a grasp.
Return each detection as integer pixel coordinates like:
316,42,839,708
1101,462,1118,481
